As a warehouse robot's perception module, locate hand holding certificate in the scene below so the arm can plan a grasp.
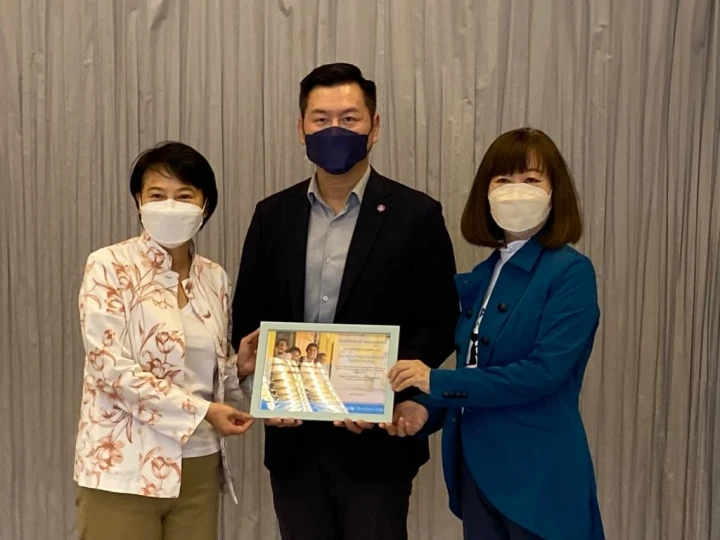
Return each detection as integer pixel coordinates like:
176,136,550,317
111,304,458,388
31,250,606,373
379,401,429,437
332,418,374,434
250,322,400,423
387,359,431,394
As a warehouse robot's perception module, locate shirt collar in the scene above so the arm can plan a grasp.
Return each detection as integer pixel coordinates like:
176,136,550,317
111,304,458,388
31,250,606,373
499,239,529,263
307,165,372,206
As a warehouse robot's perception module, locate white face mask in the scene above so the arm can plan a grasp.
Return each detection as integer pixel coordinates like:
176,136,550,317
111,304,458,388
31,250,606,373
488,183,552,233
140,199,204,248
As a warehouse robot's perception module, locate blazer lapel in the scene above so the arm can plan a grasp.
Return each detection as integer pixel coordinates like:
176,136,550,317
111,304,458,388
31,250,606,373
455,258,496,370
285,182,311,322
456,256,498,320
476,238,544,365
335,170,391,319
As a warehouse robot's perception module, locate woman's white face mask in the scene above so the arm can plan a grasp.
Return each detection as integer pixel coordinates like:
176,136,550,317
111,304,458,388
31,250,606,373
140,199,204,248
488,183,552,233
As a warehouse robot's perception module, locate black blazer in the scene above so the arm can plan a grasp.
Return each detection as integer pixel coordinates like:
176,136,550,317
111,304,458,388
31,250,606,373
232,169,458,479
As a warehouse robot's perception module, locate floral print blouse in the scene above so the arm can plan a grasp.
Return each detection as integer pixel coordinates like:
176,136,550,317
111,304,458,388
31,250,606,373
74,233,248,501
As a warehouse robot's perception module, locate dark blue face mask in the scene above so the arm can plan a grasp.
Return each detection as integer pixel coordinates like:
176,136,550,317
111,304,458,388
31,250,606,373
304,127,370,175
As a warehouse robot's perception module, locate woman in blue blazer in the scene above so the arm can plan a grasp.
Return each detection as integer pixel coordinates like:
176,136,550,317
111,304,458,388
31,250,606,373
385,128,605,539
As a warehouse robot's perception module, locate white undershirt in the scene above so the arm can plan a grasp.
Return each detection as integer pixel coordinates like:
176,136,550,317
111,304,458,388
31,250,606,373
465,239,528,368
180,303,221,458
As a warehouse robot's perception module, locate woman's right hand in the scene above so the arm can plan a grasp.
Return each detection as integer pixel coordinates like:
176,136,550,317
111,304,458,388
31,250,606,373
205,403,254,436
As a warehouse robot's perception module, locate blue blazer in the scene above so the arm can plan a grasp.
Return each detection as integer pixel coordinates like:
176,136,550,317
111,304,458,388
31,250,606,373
417,238,605,540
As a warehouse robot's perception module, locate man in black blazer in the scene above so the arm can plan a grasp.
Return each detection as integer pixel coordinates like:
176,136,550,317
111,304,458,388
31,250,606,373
232,63,458,540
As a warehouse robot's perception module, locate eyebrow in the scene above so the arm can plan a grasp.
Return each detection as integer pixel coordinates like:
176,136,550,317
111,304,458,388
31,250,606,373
309,107,361,115
497,169,544,176
145,185,197,193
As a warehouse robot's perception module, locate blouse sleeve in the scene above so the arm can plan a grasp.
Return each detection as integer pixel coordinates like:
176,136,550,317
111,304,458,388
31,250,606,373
222,277,252,405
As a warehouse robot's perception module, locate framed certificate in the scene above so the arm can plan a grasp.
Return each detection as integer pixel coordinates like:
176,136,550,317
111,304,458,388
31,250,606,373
249,321,400,423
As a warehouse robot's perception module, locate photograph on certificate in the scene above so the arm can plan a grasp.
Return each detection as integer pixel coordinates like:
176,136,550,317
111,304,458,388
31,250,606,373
250,322,400,423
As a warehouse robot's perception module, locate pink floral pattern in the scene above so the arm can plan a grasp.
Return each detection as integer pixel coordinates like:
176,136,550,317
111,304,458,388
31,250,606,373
74,233,246,500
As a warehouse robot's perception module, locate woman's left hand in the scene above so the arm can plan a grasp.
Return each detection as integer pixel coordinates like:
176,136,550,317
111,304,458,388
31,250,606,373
237,329,259,377
388,360,431,394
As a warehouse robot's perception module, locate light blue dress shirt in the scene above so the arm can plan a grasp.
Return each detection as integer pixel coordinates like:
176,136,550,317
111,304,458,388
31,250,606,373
303,166,371,323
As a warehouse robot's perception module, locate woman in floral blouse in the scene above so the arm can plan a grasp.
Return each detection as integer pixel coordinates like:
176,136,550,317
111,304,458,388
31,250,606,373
74,142,257,540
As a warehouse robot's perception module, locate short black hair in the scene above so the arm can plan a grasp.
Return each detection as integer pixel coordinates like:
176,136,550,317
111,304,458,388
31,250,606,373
299,63,377,117
306,343,319,352
289,347,301,354
276,339,288,346
129,142,218,226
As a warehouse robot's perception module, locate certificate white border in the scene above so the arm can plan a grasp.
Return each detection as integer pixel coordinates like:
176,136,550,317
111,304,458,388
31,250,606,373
250,321,399,422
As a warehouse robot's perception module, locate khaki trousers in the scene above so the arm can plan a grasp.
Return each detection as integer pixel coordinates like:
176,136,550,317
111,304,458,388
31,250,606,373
76,453,221,540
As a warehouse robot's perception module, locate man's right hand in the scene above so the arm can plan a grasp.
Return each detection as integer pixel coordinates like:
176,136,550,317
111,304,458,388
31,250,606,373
265,418,303,428
205,403,254,436
379,401,429,437
236,329,260,377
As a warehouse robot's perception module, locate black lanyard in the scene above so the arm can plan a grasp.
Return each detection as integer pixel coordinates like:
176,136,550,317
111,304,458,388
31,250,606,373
468,330,479,366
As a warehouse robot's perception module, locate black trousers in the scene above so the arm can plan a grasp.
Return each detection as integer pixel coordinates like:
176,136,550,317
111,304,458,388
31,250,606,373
461,458,543,540
269,449,413,540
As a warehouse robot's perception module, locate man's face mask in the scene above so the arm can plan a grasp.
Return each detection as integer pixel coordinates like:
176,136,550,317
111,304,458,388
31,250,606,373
304,126,370,175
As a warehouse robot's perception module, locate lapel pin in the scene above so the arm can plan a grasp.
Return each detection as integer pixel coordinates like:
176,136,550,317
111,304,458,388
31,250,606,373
377,204,386,212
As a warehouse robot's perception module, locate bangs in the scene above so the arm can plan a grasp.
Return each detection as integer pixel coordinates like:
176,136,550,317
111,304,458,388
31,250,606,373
486,137,549,179
146,163,175,180
146,162,200,191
